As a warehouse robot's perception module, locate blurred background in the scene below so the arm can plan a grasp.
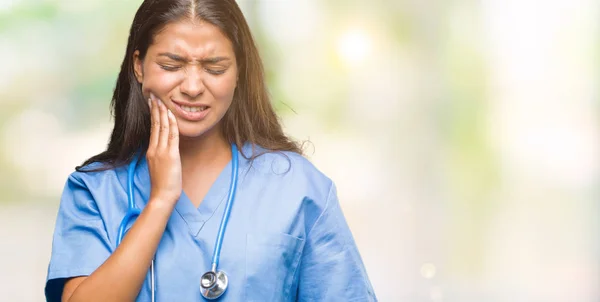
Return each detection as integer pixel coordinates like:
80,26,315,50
0,0,598,301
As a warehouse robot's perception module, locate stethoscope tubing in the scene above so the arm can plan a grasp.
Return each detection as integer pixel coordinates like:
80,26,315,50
211,146,238,270
117,152,141,246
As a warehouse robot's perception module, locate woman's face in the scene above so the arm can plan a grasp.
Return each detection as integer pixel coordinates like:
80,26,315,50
133,19,238,139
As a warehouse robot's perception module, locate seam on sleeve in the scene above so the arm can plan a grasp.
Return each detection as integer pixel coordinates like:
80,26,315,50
297,181,375,300
47,266,99,280
68,172,85,188
66,173,103,221
307,181,375,298
64,173,113,249
306,180,334,237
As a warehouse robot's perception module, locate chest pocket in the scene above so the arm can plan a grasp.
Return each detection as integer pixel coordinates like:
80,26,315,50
245,233,305,301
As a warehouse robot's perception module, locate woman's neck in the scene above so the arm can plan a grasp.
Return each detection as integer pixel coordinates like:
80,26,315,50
178,129,231,173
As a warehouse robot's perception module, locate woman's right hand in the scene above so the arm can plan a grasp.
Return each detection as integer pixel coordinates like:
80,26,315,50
64,95,181,301
146,93,182,206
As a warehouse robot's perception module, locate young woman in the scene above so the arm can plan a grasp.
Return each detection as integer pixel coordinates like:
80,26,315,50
45,0,376,301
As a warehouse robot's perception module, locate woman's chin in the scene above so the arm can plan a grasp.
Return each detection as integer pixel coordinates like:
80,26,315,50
177,125,218,141
178,130,209,140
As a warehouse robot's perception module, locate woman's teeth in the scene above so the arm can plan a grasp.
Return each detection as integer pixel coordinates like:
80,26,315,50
180,105,207,113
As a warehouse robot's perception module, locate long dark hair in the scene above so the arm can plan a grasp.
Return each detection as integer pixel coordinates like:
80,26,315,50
77,0,301,171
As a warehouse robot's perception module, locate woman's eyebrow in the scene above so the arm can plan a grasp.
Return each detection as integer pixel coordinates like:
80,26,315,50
201,57,230,64
158,52,187,62
157,52,230,63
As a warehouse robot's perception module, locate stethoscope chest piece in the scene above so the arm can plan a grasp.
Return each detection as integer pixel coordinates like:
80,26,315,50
200,270,228,299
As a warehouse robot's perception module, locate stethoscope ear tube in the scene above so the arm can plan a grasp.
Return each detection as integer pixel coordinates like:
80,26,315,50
116,152,142,246
116,209,141,245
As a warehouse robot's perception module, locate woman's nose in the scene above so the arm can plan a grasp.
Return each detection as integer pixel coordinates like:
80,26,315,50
180,67,205,98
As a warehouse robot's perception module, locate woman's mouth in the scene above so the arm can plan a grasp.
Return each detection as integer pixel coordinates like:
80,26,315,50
172,101,210,122
180,105,208,113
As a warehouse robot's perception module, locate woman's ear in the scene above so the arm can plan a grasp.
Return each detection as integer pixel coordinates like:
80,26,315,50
133,50,144,83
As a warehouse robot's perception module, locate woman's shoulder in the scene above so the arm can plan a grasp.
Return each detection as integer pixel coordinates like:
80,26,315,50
57,161,128,217
245,145,333,191
66,160,126,188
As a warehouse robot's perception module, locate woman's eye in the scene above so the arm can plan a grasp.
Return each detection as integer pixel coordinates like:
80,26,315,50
159,64,180,71
206,68,226,75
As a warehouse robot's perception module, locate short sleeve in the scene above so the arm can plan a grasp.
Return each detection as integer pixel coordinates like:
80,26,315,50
296,184,377,301
44,174,112,302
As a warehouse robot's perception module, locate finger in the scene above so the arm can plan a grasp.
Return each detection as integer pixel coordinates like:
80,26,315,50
148,96,160,152
157,98,170,151
167,109,179,149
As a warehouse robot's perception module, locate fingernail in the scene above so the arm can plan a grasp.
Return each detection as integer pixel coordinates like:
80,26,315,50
158,99,163,107
168,109,174,118
149,92,156,100
147,98,151,108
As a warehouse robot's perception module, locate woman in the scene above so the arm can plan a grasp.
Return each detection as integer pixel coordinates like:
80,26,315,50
45,0,376,301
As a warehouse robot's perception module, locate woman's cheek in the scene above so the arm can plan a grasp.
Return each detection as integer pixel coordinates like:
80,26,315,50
144,72,181,94
208,75,237,100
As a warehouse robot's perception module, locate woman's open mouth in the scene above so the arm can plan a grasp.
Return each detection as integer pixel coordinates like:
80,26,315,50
171,100,210,122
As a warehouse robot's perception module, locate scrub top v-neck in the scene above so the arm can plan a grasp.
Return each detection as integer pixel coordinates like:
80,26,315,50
135,155,234,238
45,144,378,301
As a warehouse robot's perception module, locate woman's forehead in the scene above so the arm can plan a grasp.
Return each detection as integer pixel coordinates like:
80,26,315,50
150,20,234,59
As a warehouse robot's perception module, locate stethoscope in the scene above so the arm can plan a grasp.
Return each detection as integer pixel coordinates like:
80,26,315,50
116,144,239,301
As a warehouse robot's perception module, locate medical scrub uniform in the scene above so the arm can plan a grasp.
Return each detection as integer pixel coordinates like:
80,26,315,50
45,144,377,301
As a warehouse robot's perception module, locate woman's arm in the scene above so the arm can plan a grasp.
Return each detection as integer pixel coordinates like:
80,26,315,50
63,200,173,302
63,96,182,302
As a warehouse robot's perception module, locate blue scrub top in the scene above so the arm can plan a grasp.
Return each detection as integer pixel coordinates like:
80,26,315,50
45,144,377,301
